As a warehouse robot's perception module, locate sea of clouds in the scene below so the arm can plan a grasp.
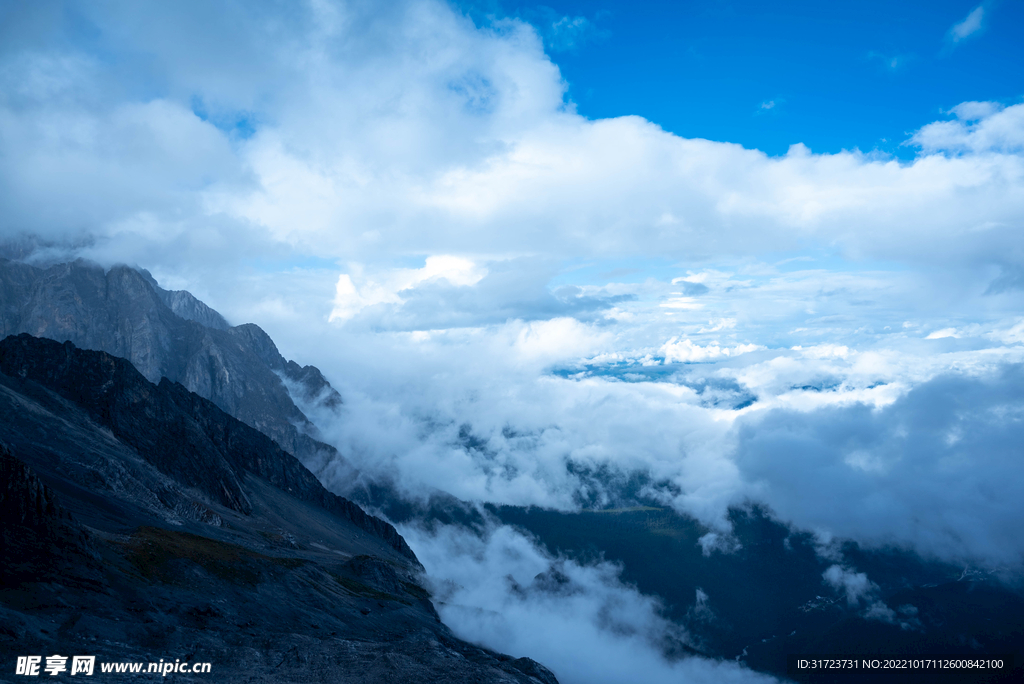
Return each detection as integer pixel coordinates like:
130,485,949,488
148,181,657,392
3,1,1024,682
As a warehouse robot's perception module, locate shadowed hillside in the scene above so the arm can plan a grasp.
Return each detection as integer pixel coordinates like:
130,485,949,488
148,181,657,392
0,334,558,684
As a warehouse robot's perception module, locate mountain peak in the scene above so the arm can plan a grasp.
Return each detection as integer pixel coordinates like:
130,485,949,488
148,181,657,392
0,258,343,467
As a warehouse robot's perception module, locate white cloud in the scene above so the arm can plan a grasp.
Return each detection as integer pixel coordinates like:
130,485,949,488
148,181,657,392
949,5,985,43
989,319,1024,344
911,101,1023,155
660,338,763,364
330,255,487,322
925,327,959,339
546,15,598,52
325,256,632,330
4,2,1024,278
403,520,777,684
950,101,1001,121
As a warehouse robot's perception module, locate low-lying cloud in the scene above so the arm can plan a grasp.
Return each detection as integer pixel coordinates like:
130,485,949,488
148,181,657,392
300,307,1024,570
734,363,1024,567
402,519,778,684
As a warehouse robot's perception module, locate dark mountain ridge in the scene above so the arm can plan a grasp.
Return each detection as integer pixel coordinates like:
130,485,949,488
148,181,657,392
0,333,410,558
0,334,558,683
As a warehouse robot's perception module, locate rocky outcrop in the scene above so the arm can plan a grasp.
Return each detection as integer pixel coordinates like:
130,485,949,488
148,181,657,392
0,258,342,467
228,322,342,409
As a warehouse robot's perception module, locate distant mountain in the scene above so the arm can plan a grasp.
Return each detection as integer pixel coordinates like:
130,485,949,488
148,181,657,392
359,477,1024,682
0,334,558,684
488,504,1024,682
0,258,341,472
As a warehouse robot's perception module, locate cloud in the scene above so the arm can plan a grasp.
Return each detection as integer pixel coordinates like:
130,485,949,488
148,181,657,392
330,255,488,322
734,364,1024,566
925,327,959,339
910,101,1023,154
300,315,752,521
517,6,609,53
949,101,1001,121
402,519,777,684
659,338,763,364
329,257,635,330
288,299,1024,573
3,2,1024,280
822,564,876,606
948,5,985,43
755,98,783,115
545,14,601,52
821,565,922,629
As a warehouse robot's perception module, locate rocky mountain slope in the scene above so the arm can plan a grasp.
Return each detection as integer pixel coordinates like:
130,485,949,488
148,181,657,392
0,258,340,471
0,334,557,683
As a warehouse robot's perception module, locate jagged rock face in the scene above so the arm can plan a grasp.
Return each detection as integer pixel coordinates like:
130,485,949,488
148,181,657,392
0,340,558,684
0,258,342,466
0,334,412,560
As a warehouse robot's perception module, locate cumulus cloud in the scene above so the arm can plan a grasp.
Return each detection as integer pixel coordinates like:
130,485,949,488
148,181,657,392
297,296,1024,568
910,101,1024,154
307,319,741,516
3,1,1024,278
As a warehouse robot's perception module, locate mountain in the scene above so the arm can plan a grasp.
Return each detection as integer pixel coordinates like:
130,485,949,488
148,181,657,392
487,504,1024,682
0,258,341,472
0,334,557,684
357,478,1024,682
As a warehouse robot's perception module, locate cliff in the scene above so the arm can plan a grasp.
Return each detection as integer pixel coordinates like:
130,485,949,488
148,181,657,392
0,258,341,468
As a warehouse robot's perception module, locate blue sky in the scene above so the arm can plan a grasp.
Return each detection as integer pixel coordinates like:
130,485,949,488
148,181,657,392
2,3,1024,681
463,0,1024,156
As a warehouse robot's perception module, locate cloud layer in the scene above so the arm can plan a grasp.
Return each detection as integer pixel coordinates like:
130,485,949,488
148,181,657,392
3,0,1024,279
